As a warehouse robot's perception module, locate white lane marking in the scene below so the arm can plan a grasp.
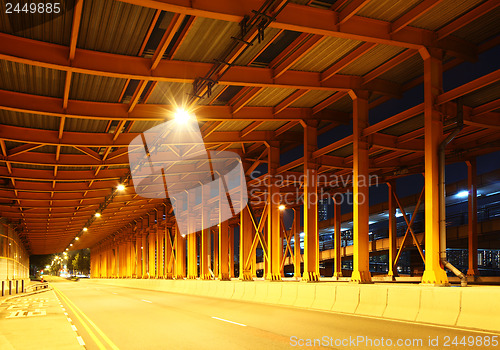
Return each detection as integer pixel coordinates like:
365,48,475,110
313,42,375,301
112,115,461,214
112,292,118,295
141,299,153,303
64,312,68,316
77,336,85,346
67,317,72,322
211,317,247,327
71,325,77,332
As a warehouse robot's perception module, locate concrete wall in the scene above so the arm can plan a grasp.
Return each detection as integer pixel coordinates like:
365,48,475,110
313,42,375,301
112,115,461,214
87,278,500,334
0,219,30,296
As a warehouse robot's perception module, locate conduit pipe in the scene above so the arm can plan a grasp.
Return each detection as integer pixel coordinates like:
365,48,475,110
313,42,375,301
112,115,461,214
438,99,467,286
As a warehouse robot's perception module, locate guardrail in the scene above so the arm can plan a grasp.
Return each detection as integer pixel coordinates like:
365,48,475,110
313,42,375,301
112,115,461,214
25,282,49,293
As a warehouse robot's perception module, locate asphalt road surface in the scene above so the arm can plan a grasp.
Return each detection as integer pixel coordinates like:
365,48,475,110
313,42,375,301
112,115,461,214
51,280,499,350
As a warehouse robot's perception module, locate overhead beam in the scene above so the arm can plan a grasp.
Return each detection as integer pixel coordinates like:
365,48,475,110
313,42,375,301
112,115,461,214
437,1,500,40
114,0,475,58
0,35,403,94
321,42,376,82
338,0,371,25
0,89,352,121
391,0,443,34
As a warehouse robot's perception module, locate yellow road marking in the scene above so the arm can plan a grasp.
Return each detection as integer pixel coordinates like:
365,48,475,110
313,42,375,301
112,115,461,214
52,287,107,350
53,285,120,350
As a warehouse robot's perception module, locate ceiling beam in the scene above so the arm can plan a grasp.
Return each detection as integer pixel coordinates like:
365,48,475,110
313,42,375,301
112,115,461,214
437,0,500,40
321,42,376,82
114,0,475,59
338,0,371,25
390,0,443,34
0,35,402,94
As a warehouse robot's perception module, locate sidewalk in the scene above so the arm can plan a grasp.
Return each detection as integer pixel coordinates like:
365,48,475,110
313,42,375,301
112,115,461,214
0,288,84,349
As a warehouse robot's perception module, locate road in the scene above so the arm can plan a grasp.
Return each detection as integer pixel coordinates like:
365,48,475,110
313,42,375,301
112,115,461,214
51,279,498,350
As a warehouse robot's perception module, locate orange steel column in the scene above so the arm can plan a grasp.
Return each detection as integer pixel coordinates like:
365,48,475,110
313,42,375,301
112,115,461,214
213,228,219,277
157,225,164,279
333,197,342,279
174,225,186,279
350,90,372,284
164,227,174,279
149,228,157,278
302,120,320,282
293,208,301,278
218,219,230,281
200,188,211,279
135,230,141,278
240,207,253,280
187,193,198,279
266,142,282,281
420,48,448,285
466,159,479,277
387,182,398,278
141,227,148,278
229,225,235,278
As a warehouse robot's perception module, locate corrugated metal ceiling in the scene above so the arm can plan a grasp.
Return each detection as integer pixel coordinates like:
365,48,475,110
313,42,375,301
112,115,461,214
78,0,156,55
411,0,484,31
172,17,240,63
291,37,362,72
70,73,127,102
290,90,336,108
0,60,64,98
357,0,421,22
247,87,297,107
339,45,404,76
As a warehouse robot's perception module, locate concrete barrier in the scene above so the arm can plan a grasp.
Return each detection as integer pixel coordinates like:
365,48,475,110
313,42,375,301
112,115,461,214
278,283,298,307
232,282,246,301
311,284,336,311
255,283,269,303
221,282,235,299
332,284,359,314
240,282,256,302
457,288,500,332
266,283,282,304
198,280,211,297
383,286,421,321
294,283,316,308
416,287,461,326
355,285,388,317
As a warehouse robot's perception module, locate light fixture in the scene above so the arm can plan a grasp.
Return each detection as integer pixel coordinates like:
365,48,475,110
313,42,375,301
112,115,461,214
75,237,79,241
117,184,125,191
456,190,469,198
95,212,101,218
70,244,73,247
83,227,88,232
174,109,191,124
65,248,68,251
278,204,286,211
181,234,186,238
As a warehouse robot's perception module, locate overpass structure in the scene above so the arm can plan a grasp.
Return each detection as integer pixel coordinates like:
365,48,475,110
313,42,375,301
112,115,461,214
1,0,500,344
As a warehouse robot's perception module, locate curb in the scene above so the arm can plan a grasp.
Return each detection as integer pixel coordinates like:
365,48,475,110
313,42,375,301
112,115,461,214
0,286,53,305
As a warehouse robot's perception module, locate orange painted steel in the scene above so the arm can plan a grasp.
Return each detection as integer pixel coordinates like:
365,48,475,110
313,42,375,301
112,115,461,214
272,35,324,79
266,142,282,281
321,42,376,82
333,198,342,278
390,0,443,34
387,181,398,278
350,90,372,284
302,120,320,282
466,159,479,277
420,48,449,285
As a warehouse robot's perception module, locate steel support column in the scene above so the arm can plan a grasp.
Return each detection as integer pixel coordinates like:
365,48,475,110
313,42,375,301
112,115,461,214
239,207,254,280
164,227,174,279
157,226,164,279
387,181,398,278
350,90,372,284
466,158,479,277
421,48,448,285
148,229,156,278
174,225,186,279
213,229,219,277
200,194,211,279
292,208,301,278
218,221,230,280
333,197,342,278
229,225,235,278
302,120,320,282
266,142,282,281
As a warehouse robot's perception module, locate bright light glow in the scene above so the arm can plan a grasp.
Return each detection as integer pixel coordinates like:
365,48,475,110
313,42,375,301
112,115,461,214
369,221,375,225
278,204,286,211
75,237,79,241
65,248,68,251
181,234,186,238
83,227,88,232
174,109,191,124
117,184,125,191
456,190,469,198
95,212,101,218
70,244,73,247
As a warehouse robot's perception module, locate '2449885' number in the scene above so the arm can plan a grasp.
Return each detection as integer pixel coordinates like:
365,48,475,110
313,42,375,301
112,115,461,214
5,2,61,14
